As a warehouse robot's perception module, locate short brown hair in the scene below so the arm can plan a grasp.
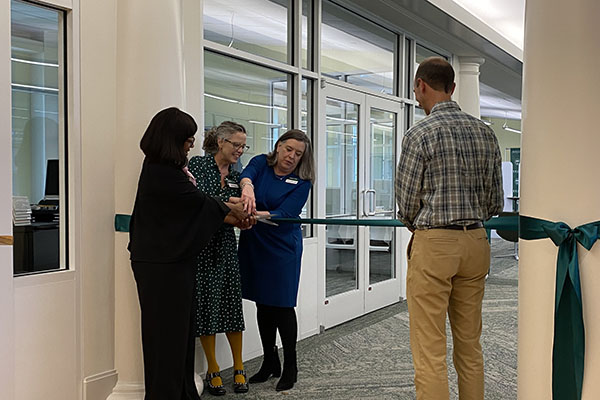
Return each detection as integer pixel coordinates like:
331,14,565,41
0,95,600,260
140,107,197,168
415,57,455,93
266,129,315,183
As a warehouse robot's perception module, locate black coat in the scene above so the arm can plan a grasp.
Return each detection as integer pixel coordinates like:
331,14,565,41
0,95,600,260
128,159,230,263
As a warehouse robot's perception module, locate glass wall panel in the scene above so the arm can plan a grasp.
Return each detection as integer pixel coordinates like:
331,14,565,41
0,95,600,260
301,0,309,69
416,43,447,63
11,0,65,275
368,108,395,284
369,108,395,214
204,0,290,64
204,51,289,167
325,98,358,297
414,107,426,124
321,0,395,94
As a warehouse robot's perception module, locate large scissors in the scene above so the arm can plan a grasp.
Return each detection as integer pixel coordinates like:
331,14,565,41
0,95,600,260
255,213,278,226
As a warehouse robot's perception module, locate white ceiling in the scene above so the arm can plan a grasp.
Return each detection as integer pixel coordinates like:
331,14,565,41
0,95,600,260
479,82,521,120
451,0,525,50
445,0,525,119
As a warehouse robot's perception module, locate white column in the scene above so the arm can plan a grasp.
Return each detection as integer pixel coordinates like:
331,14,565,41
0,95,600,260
518,0,600,399
109,0,191,398
457,57,485,118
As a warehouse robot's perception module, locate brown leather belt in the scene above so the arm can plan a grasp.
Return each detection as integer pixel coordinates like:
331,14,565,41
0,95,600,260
433,222,484,230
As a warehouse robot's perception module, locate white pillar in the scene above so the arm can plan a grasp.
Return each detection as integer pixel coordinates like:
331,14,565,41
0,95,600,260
518,0,600,399
457,57,485,118
109,0,192,398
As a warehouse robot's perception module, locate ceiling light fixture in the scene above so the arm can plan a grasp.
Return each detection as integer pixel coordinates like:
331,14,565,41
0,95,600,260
11,57,59,68
249,120,282,127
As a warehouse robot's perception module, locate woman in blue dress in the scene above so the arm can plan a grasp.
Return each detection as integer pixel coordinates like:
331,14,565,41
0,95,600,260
238,129,315,392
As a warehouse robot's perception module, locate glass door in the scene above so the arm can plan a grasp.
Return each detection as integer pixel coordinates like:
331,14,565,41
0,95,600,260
364,96,401,314
321,83,402,328
322,86,364,328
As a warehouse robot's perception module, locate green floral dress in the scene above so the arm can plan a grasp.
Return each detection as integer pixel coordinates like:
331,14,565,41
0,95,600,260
188,155,245,336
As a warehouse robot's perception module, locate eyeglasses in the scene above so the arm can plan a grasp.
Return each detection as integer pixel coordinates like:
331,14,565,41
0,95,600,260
224,138,250,151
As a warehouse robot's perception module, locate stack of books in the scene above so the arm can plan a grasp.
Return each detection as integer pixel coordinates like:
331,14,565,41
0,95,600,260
13,196,32,226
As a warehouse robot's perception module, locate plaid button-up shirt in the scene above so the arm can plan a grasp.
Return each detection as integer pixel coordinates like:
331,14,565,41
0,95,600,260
395,101,504,230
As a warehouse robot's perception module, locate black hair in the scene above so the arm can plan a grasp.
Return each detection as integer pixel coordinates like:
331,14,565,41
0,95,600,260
140,107,197,168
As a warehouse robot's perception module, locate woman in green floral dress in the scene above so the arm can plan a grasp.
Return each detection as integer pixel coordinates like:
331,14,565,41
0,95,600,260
188,121,250,396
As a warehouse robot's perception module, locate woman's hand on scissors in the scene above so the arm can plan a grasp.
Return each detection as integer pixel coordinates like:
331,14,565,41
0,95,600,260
240,178,256,214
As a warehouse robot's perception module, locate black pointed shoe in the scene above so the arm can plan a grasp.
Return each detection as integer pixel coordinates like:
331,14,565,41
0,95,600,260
233,369,249,393
249,346,281,383
275,365,297,392
205,371,226,396
276,349,297,392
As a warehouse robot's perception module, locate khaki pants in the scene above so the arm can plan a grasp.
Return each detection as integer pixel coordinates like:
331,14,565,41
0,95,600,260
407,228,490,400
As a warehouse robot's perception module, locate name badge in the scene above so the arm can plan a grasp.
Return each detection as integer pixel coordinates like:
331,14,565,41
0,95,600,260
285,178,298,185
227,181,240,188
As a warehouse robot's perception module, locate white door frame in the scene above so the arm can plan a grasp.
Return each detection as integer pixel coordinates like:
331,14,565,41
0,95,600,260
363,94,403,314
320,84,365,328
319,80,406,329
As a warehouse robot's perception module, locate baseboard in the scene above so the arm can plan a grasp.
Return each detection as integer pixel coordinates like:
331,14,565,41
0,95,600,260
105,377,204,399
105,381,144,400
83,369,118,400
299,327,320,341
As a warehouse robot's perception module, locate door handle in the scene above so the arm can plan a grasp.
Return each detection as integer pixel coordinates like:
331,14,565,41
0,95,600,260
366,189,376,216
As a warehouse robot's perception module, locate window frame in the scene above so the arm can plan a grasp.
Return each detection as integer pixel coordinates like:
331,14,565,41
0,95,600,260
10,0,70,276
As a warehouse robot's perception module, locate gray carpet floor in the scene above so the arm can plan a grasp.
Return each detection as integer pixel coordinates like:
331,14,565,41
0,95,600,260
213,239,518,399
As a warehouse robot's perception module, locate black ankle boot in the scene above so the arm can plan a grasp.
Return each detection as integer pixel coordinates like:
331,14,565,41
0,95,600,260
275,350,297,391
249,346,281,383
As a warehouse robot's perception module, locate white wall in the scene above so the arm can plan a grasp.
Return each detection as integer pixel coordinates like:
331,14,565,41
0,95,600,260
10,0,121,398
0,2,15,399
12,1,80,398
111,1,187,397
79,0,119,397
14,274,78,400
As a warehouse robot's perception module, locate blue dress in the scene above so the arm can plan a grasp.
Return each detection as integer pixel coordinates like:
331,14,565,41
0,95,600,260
238,155,311,307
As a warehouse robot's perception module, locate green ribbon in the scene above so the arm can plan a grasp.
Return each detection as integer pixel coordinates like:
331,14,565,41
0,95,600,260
115,214,131,232
114,214,518,232
273,217,404,227
520,215,600,400
115,211,596,397
272,215,518,231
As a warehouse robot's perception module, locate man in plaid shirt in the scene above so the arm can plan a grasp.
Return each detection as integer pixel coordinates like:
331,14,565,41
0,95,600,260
396,57,503,400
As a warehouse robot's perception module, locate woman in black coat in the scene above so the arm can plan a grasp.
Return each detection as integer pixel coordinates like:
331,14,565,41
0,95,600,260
128,107,249,400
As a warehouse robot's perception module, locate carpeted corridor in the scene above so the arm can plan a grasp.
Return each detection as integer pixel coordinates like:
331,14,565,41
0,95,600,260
216,239,518,399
